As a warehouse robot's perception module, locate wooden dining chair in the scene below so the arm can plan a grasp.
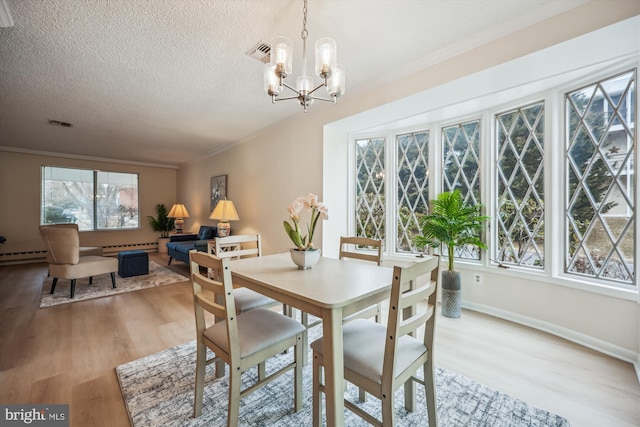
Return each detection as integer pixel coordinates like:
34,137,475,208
189,250,305,426
339,236,383,323
300,236,384,361
311,255,440,427
210,234,281,314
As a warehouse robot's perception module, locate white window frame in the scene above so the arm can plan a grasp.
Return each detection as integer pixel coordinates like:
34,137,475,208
348,59,638,298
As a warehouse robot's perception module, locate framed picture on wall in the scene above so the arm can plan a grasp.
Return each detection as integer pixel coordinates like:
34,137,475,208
210,175,227,211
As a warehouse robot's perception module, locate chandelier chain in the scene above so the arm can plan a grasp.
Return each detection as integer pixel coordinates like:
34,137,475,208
301,0,308,40
301,0,308,74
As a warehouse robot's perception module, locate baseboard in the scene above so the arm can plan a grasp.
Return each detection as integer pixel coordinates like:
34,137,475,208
102,242,157,254
462,301,640,385
0,250,47,265
0,242,158,265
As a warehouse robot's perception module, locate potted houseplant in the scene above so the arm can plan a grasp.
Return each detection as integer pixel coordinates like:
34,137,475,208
414,190,489,318
147,203,173,253
283,193,328,269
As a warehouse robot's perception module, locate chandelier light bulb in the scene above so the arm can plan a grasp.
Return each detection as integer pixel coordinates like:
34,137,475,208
264,64,280,97
297,75,313,93
315,38,336,79
327,64,345,98
270,36,292,78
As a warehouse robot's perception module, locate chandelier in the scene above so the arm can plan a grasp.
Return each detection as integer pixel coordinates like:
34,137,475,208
263,0,345,112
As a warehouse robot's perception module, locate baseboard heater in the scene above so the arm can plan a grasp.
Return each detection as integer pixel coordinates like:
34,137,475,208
0,242,158,264
102,242,157,254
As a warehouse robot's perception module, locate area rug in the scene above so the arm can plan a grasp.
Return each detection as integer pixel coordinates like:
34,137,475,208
117,337,570,427
40,261,188,307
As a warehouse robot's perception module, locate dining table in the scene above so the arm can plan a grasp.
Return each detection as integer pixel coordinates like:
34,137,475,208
229,252,395,427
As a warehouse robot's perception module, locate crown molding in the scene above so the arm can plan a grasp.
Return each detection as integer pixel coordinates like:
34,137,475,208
0,146,179,169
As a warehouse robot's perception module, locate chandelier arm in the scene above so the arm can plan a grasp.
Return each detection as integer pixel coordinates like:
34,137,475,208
307,83,327,96
281,81,299,93
273,95,302,102
309,95,337,103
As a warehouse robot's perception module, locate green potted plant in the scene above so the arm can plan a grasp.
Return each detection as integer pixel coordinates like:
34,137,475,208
414,190,489,318
147,203,172,253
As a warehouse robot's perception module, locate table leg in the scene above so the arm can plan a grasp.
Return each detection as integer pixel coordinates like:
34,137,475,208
322,307,344,427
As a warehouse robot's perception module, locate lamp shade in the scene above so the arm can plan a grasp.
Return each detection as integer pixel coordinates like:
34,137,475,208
168,203,189,233
210,200,239,237
209,200,239,221
167,204,190,218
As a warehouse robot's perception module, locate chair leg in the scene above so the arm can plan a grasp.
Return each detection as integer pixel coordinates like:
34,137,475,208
228,364,241,427
89,276,93,285
381,383,396,427
168,257,173,265
425,361,438,427
110,272,117,288
294,334,303,412
301,312,309,365
404,378,416,411
50,278,58,294
312,351,322,427
258,362,266,381
70,279,76,298
193,341,207,418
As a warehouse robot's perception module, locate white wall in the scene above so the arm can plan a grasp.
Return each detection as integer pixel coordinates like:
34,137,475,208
177,2,640,373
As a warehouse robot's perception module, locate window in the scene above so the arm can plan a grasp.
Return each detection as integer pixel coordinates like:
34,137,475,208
42,166,139,231
355,138,386,242
396,131,430,253
565,70,635,285
442,120,481,260
495,103,545,268
355,133,431,254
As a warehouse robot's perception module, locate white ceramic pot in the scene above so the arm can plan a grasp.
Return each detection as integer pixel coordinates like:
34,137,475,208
289,248,321,270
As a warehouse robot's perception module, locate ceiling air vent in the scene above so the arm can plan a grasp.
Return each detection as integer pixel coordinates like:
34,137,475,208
48,119,72,128
246,41,271,63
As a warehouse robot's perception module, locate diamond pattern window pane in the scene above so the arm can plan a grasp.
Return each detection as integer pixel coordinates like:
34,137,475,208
565,70,635,285
396,131,429,252
442,120,481,259
355,138,385,241
496,102,545,268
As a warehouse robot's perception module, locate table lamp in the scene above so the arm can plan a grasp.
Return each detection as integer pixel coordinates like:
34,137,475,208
210,199,239,237
168,203,190,233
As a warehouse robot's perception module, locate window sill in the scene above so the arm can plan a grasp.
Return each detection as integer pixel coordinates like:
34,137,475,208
383,253,639,302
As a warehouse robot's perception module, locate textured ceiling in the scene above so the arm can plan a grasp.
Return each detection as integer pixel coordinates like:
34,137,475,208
0,0,587,167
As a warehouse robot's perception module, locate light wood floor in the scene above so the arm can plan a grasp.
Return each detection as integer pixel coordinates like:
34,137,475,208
1,253,638,427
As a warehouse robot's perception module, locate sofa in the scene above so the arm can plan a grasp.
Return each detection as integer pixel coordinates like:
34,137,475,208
166,225,217,265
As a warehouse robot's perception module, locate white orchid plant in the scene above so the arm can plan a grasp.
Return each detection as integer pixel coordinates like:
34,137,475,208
284,193,329,251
